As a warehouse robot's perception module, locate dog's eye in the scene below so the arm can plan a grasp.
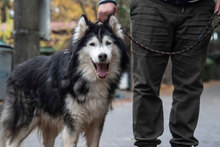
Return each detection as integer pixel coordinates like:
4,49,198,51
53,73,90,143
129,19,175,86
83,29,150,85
89,43,95,46
106,41,111,46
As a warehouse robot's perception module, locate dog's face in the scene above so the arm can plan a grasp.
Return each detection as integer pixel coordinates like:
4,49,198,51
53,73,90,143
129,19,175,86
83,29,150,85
73,15,127,82
84,34,114,79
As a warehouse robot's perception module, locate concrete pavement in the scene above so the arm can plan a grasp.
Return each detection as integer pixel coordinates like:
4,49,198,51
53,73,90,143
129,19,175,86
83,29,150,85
14,84,220,146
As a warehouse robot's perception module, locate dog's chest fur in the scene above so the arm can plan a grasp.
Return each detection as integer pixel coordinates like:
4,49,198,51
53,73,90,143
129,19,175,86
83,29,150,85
65,80,111,130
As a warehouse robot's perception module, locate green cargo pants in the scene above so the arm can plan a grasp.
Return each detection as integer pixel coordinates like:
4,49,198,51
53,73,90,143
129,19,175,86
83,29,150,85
131,0,215,146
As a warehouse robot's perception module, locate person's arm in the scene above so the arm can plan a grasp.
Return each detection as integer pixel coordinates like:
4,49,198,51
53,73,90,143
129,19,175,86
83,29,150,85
98,0,117,22
215,0,220,19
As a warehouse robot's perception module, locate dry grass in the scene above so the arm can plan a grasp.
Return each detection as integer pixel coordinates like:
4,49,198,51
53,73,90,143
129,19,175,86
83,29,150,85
113,80,220,106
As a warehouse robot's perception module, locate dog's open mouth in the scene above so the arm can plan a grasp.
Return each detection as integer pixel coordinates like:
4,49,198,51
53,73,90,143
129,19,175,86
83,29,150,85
93,63,109,78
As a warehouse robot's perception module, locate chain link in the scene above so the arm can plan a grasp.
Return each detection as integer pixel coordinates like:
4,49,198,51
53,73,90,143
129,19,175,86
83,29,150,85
123,11,220,55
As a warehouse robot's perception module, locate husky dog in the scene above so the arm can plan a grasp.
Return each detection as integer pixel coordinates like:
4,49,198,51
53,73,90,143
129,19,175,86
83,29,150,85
0,15,128,147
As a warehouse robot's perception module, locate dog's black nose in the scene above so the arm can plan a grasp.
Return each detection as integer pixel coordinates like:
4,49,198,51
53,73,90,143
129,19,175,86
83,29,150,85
98,53,107,62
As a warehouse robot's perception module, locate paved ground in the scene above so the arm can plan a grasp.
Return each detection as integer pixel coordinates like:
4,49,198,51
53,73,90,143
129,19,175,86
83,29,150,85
10,83,220,146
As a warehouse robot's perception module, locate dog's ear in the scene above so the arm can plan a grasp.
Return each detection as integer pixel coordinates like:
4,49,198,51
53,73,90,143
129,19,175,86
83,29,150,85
105,15,124,40
73,15,89,40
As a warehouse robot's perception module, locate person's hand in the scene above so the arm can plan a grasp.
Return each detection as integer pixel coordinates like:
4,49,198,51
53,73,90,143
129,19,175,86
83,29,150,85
215,0,220,19
98,2,116,22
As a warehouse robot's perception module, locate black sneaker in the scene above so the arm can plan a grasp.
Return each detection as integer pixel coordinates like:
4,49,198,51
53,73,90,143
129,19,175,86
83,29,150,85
171,144,192,147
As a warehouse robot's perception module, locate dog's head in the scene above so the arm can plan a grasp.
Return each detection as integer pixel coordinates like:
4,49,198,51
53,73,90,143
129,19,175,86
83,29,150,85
71,15,128,82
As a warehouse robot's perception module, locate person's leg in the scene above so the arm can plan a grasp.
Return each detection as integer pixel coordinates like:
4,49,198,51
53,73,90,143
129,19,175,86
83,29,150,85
131,0,178,146
170,0,215,146
132,52,169,147
170,54,207,147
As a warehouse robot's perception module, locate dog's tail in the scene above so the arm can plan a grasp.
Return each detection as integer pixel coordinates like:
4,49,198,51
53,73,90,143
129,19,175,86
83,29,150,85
0,123,6,147
0,88,21,147
0,105,8,147
0,97,20,147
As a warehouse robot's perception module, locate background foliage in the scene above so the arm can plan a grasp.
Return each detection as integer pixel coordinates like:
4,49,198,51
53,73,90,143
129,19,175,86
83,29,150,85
0,0,131,50
0,0,13,44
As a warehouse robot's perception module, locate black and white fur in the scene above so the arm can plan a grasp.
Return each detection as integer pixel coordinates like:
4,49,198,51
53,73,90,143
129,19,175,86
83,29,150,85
0,15,128,147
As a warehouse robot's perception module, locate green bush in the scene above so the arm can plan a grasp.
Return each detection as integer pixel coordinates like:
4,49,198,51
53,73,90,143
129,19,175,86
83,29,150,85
203,57,215,81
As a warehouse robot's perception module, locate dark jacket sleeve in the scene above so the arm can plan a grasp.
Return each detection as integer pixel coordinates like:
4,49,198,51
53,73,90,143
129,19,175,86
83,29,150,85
99,0,117,5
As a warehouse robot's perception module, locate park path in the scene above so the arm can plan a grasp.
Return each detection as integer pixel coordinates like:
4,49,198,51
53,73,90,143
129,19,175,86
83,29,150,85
21,83,220,147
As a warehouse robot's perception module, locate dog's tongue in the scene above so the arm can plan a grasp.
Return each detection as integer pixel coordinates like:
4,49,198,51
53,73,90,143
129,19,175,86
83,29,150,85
96,63,108,78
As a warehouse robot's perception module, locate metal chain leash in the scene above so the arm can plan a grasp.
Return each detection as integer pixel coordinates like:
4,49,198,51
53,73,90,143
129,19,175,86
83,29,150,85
123,11,220,55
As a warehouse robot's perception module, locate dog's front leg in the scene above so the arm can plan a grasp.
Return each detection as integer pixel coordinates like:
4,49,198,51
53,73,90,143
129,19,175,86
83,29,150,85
62,126,79,147
85,120,105,147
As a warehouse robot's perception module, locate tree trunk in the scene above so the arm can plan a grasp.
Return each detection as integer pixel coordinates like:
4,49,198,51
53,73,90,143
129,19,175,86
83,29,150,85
78,1,87,16
13,0,40,67
92,5,97,20
1,6,6,22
